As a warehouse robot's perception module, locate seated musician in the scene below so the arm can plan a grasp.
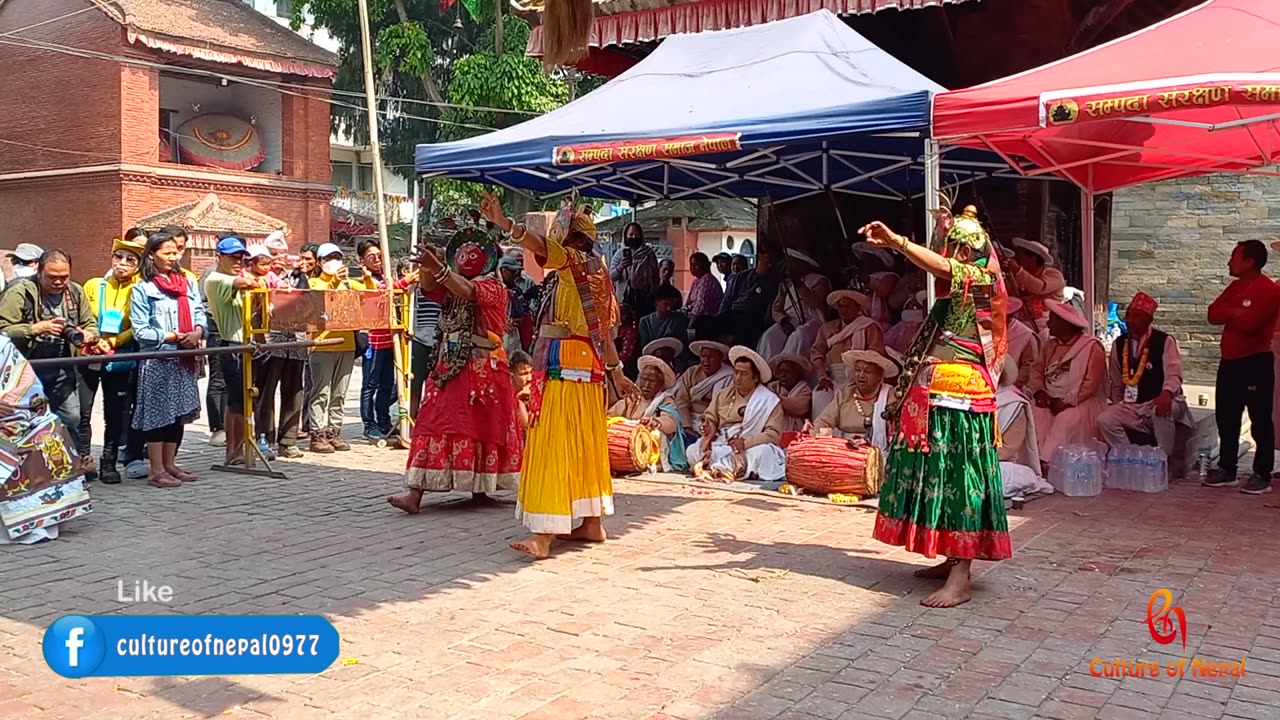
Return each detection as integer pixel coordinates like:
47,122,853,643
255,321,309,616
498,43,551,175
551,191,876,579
674,341,733,442
811,290,884,418
642,337,682,373
606,354,688,472
689,346,786,482
767,353,813,433
812,350,895,448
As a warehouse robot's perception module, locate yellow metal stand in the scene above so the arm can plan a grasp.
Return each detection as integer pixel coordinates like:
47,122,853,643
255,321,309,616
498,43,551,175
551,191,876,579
210,288,285,479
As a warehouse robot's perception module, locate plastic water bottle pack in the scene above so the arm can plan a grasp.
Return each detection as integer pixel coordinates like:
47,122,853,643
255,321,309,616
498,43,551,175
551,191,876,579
1106,445,1167,493
1048,444,1104,497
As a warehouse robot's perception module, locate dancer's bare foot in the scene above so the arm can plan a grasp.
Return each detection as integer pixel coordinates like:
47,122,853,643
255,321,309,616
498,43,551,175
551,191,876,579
510,534,552,560
920,560,972,608
387,490,423,514
913,559,956,580
557,518,607,542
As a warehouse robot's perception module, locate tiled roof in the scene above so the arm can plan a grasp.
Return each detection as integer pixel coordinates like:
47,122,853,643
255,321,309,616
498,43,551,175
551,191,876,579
597,199,757,238
135,193,290,238
94,0,337,70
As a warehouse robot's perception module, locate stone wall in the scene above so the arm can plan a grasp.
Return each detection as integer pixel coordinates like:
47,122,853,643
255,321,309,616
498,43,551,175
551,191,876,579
1110,174,1280,382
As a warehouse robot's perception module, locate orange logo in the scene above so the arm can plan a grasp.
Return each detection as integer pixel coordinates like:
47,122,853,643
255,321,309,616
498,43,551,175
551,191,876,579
1146,589,1186,650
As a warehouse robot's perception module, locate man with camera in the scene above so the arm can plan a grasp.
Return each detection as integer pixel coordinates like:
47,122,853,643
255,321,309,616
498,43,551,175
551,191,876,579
0,249,100,433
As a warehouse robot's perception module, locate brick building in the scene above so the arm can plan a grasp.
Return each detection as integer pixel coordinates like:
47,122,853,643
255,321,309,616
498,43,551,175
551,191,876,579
0,0,336,281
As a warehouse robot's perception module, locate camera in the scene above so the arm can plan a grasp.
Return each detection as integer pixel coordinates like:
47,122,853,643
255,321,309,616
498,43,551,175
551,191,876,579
61,324,85,347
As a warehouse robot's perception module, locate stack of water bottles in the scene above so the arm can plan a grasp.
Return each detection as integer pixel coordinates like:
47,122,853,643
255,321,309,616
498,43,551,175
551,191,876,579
1106,445,1168,493
1048,443,1105,497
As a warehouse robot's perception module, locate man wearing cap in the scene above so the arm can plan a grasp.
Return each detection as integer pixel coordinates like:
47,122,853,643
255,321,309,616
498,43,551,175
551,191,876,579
812,350,895,448
1206,239,1280,493
685,252,724,334
811,290,884,418
499,255,539,354
78,236,146,484
639,284,689,355
1008,238,1066,333
767,353,813,433
305,243,358,453
1097,292,1194,465
0,249,99,434
758,248,831,359
689,346,786,482
1029,300,1108,466
245,245,307,460
607,354,688,472
204,237,267,465
642,337,683,370
674,340,733,441
5,242,42,285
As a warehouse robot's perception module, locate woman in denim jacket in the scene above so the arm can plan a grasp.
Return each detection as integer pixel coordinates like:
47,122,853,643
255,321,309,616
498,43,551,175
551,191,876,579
129,231,208,487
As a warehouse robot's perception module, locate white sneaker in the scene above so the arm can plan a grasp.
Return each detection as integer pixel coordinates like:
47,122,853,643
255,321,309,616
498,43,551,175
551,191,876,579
209,431,226,448
125,460,149,480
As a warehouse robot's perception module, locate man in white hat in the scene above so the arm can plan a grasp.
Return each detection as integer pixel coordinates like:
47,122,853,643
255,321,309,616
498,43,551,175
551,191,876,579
689,346,786,482
810,290,884,418
1008,238,1065,333
607,354,688,472
756,248,831,359
1029,300,1108,468
767,353,813,433
812,349,895,449
642,337,683,369
674,340,733,439
884,290,926,355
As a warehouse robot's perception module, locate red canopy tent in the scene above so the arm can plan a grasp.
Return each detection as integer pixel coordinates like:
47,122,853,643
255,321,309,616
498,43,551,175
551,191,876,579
930,0,1280,322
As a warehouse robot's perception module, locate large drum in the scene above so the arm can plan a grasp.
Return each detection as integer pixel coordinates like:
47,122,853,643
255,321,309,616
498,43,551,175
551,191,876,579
606,418,660,474
785,437,882,496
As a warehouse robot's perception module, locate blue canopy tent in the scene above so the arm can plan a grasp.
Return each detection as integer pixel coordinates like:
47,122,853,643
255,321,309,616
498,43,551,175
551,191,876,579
414,10,1028,203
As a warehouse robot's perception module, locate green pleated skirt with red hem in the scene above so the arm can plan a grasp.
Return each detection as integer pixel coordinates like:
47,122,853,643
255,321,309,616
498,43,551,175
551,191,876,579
873,406,1012,561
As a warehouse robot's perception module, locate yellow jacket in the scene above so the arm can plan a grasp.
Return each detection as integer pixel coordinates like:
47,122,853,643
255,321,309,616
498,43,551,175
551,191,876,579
84,273,136,349
307,274,355,352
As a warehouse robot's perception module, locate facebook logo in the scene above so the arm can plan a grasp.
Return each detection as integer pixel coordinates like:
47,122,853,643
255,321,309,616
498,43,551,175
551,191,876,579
42,616,105,678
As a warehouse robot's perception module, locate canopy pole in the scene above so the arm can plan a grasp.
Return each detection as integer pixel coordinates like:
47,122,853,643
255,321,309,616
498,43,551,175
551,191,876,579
357,0,411,446
1081,184,1097,335
923,138,940,309
410,176,421,254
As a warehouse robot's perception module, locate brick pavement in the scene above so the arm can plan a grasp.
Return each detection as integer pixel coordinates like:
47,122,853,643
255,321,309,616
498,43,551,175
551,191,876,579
2,401,1279,719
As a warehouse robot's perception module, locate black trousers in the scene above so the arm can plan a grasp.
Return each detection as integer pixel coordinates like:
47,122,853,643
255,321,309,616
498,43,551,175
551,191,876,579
205,323,226,432
254,356,305,447
1216,352,1274,477
146,422,185,444
409,341,435,421
77,366,144,463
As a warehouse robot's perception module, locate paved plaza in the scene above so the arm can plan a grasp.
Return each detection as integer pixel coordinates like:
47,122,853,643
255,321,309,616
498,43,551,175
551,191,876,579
2,388,1280,720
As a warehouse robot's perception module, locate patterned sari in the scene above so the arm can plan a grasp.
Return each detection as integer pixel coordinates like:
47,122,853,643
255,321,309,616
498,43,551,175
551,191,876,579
873,213,1012,561
0,336,91,543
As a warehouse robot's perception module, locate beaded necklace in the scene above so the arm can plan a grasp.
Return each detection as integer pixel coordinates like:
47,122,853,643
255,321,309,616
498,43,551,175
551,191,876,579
1121,338,1150,387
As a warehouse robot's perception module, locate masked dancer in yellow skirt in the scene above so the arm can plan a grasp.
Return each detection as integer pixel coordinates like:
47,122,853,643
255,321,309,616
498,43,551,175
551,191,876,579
479,193,639,560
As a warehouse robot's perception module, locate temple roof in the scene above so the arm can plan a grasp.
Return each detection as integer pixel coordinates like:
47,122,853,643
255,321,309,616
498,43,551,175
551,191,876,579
136,193,290,244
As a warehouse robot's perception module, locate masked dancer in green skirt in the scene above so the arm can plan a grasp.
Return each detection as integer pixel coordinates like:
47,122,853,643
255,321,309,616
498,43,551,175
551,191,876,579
858,205,1011,608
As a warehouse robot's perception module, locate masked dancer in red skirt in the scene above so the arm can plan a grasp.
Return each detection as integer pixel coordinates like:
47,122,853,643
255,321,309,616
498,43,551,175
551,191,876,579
388,231,522,512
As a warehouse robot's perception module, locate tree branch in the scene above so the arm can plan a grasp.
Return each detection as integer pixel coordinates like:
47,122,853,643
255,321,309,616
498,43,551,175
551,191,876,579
394,0,446,106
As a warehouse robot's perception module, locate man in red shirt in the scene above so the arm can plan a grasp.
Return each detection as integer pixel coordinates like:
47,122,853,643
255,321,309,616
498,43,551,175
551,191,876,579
1206,240,1280,494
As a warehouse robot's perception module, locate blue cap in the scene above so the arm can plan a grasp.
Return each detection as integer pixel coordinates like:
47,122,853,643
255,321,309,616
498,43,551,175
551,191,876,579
216,237,248,256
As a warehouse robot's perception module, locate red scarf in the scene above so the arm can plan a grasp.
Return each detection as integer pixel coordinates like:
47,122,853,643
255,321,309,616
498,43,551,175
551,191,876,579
151,271,196,371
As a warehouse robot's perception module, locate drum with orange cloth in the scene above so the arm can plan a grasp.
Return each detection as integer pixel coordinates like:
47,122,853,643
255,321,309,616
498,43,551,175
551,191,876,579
606,417,660,474
785,436,882,496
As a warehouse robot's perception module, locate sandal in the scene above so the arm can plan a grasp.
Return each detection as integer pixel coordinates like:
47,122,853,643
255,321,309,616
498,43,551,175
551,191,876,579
169,468,198,482
148,473,182,488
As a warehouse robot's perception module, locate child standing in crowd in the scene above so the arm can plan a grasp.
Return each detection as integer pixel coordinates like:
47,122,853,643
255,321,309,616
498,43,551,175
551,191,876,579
306,244,357,453
510,349,533,433
130,232,209,487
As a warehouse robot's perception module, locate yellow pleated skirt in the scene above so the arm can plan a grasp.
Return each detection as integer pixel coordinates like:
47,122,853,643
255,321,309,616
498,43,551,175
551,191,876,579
516,378,613,534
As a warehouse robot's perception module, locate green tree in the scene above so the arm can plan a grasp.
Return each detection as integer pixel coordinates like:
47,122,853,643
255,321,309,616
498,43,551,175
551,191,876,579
293,0,586,219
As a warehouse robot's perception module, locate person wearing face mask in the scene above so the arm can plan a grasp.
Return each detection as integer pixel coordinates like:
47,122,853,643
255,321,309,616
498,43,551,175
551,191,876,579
610,222,660,318
306,244,358,453
78,236,147,484
6,243,43,284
